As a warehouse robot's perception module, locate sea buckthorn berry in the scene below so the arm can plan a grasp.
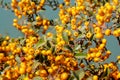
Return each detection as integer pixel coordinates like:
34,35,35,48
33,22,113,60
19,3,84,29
39,69,48,77
74,32,79,37
36,16,41,21
96,51,101,57
23,77,29,80
102,38,107,44
113,0,119,6
117,56,120,60
95,33,103,39
98,43,105,50
0,53,4,60
93,75,98,80
80,63,85,68
19,67,26,74
5,36,10,40
48,68,54,74
86,32,92,39
94,27,101,33
60,72,69,80
84,21,89,27
117,73,120,79
113,30,119,37
106,50,111,55
105,29,111,36
94,57,100,62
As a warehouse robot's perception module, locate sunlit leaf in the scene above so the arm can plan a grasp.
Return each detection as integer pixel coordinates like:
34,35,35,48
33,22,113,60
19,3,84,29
117,24,120,28
68,75,76,80
86,76,93,80
62,31,69,42
15,55,21,64
101,68,110,78
73,69,85,80
64,45,73,52
17,74,25,80
33,76,43,80
35,36,47,48
74,45,81,50
32,60,41,70
47,40,51,48
75,53,87,59
118,60,120,64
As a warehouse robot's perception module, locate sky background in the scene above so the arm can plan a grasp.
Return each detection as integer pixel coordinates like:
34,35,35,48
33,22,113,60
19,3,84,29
0,0,120,64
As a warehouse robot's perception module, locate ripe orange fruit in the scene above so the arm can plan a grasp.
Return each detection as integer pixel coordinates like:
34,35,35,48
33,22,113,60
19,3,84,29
113,30,119,37
93,75,98,80
102,38,107,44
94,27,101,33
19,67,26,74
86,32,92,39
48,68,54,74
105,29,111,36
95,33,103,39
39,69,48,77
60,72,69,80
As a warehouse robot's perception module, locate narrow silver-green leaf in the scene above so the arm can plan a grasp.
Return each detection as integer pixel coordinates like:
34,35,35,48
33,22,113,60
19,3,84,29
73,69,85,80
75,53,87,59
62,31,69,42
33,76,43,80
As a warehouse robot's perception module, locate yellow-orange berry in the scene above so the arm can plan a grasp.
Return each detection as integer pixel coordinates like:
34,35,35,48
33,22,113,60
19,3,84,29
93,75,98,80
95,33,104,39
105,29,111,36
60,72,69,80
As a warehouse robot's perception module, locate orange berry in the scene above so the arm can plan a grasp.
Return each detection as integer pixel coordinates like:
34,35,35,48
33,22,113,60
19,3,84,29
106,50,111,55
105,29,111,36
80,63,85,68
23,77,29,80
117,56,120,60
102,38,107,44
93,75,98,80
95,33,104,39
48,68,54,74
94,27,101,33
117,73,120,79
19,67,26,74
60,72,69,80
86,32,92,39
113,30,119,37
96,51,101,57
39,69,48,77
94,57,100,62
98,43,105,50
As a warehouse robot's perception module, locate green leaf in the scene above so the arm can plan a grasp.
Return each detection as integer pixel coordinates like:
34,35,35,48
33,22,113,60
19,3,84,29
118,60,120,64
35,36,47,48
47,40,51,48
73,69,85,80
117,24,120,28
86,76,93,80
62,31,69,42
64,45,73,52
90,34,94,41
74,45,81,50
15,55,21,64
51,46,55,54
101,68,110,78
17,74,26,80
32,60,41,70
75,53,87,59
33,76,43,80
68,75,76,80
